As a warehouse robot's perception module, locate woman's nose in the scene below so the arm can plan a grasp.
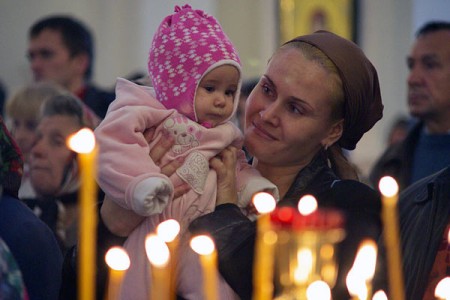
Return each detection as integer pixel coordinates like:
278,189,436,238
259,102,280,126
30,139,45,158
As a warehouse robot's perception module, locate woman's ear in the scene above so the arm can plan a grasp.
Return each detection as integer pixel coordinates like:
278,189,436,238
322,119,344,148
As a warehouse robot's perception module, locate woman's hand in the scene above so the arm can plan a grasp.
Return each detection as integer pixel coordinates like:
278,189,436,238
210,146,239,206
100,127,190,237
328,144,359,181
145,128,190,198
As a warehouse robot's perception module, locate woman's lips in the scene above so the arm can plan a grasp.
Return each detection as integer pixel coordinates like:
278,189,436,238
252,121,277,141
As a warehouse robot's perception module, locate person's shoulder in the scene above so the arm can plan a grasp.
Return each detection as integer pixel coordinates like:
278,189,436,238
331,180,381,210
399,165,450,204
0,194,57,240
85,83,115,100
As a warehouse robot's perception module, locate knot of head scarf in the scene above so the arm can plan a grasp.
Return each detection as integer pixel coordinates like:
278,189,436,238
285,30,383,150
0,116,23,197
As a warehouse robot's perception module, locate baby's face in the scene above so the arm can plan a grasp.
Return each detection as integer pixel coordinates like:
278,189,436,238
195,65,240,127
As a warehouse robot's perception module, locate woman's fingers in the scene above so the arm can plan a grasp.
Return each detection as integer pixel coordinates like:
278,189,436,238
149,131,174,164
212,146,238,206
146,131,190,197
143,127,156,144
160,156,184,177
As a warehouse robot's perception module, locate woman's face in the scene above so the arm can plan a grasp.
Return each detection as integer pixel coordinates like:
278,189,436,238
29,114,81,196
244,47,343,168
11,117,38,161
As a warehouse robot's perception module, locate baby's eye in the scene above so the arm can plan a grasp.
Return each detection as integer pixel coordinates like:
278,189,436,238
225,89,236,97
204,86,215,92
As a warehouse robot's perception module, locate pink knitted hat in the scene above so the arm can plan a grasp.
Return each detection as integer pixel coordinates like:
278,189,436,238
148,4,242,124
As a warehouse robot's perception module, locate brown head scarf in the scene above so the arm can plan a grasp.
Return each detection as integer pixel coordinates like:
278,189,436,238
285,30,383,150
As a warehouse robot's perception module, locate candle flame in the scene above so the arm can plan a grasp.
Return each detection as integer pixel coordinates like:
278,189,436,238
67,128,96,153
306,280,331,300
252,192,276,214
294,248,313,284
435,277,450,299
298,194,318,216
346,269,368,300
378,176,399,197
352,240,378,281
372,290,388,300
145,234,170,267
105,246,130,271
157,219,180,243
190,235,215,256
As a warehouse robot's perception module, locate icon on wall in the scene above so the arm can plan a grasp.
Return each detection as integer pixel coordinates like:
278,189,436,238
279,0,357,43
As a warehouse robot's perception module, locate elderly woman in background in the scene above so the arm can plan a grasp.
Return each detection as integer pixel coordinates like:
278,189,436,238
22,93,100,250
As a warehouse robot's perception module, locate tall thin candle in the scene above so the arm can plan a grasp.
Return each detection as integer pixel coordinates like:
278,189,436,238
156,219,180,300
379,176,404,300
105,246,130,300
190,235,218,300
67,128,98,300
252,192,277,300
145,234,170,300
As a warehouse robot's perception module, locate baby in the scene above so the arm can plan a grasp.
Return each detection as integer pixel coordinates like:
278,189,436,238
95,5,278,299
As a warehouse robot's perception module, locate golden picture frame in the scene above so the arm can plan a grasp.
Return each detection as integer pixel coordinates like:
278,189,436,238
279,0,356,44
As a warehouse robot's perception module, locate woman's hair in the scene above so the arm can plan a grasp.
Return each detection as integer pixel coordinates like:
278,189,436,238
40,93,99,129
279,41,345,122
40,94,84,127
5,82,65,122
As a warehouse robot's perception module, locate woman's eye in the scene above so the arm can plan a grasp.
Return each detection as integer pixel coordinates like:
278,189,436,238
289,103,303,115
261,84,273,96
51,137,65,147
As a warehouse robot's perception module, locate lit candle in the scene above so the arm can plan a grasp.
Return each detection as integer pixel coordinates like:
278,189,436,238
306,280,331,300
379,176,405,300
190,235,218,300
67,128,98,300
156,219,180,300
346,269,367,300
372,290,388,300
252,192,277,300
297,194,318,216
145,234,170,300
105,246,130,300
346,240,377,300
435,277,450,300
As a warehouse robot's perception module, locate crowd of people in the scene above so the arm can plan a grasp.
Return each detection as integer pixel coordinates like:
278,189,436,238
0,4,449,300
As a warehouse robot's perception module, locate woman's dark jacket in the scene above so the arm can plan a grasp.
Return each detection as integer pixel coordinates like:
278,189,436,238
190,153,382,300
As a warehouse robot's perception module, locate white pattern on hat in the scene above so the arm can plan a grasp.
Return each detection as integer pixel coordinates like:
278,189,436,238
148,4,242,123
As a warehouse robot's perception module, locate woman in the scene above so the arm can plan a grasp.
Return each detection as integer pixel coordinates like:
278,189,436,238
23,94,96,252
101,30,384,299
22,94,123,300
0,116,62,300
